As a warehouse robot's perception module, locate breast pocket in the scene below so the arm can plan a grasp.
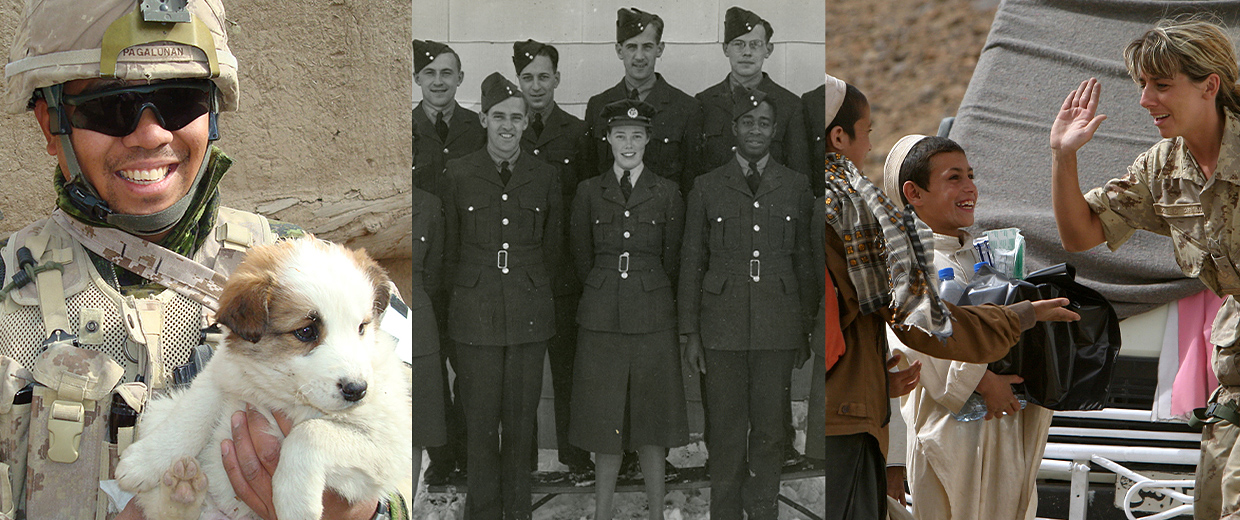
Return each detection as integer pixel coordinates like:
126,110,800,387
776,210,798,250
1154,202,1207,278
708,204,743,250
461,196,495,244
518,194,548,243
636,209,668,251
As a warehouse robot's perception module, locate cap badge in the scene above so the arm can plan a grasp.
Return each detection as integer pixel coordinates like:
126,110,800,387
627,107,639,118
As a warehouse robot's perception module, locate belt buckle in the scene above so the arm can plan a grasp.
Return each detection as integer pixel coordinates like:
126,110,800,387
497,250,509,274
750,259,760,282
619,252,630,279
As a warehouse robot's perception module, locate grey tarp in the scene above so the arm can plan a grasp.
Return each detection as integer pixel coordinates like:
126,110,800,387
949,0,1240,318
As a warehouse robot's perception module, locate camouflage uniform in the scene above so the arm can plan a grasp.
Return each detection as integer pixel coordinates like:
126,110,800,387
1083,109,1240,520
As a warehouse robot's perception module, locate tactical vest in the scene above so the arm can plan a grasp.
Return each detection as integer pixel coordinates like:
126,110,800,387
0,207,275,520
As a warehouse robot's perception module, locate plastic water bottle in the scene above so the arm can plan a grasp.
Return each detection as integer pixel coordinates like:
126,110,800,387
951,392,1029,422
937,267,967,305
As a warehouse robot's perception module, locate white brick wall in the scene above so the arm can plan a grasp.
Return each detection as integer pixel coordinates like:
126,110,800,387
414,0,825,118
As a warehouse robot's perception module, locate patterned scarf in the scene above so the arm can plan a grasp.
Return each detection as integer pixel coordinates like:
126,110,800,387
53,146,233,258
823,153,951,339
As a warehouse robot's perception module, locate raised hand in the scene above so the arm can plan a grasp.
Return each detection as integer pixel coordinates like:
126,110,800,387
1050,78,1108,154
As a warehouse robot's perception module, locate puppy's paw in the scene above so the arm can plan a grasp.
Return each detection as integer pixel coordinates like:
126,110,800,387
115,451,162,493
161,456,208,505
137,456,207,520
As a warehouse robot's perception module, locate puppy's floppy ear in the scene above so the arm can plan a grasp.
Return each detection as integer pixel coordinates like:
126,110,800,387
216,268,273,343
347,246,392,319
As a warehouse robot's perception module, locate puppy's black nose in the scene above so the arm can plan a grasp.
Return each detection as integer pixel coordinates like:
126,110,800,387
338,380,368,402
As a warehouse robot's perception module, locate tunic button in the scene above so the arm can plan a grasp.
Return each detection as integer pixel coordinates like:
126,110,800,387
663,137,669,143
753,250,760,258
753,201,760,208
443,148,449,154
716,217,723,222
730,146,737,151
420,236,426,242
502,194,509,201
624,231,631,238
502,242,510,249
621,272,629,279
753,224,760,232
624,211,631,217
564,158,570,164
786,215,791,221
502,267,510,274
503,218,510,225
468,206,474,211
534,149,540,155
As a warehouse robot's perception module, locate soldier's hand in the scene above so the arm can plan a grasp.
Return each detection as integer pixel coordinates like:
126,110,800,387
1031,297,1080,322
682,334,706,375
221,404,379,520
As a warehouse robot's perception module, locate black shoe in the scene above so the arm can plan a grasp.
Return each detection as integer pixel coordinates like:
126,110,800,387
424,463,453,486
663,459,680,483
783,444,804,467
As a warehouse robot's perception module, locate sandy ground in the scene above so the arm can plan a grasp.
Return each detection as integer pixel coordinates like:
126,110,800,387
826,0,998,180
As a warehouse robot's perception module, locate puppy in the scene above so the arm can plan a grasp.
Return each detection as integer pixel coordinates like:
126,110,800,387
115,238,413,520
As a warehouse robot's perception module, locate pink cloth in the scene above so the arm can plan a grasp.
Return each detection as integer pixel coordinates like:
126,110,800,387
1172,290,1224,416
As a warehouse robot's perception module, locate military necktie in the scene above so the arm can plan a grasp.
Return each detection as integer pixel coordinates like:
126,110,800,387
747,161,761,194
435,111,449,141
629,88,640,101
500,161,512,185
621,170,633,201
531,112,544,140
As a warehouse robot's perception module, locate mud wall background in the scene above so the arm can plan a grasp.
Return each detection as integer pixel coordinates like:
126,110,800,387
0,0,415,297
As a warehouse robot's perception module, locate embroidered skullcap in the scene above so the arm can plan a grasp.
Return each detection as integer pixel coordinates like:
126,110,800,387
825,73,847,123
883,134,930,203
724,6,773,43
602,99,654,128
480,72,521,113
414,40,452,74
617,8,661,43
513,39,554,74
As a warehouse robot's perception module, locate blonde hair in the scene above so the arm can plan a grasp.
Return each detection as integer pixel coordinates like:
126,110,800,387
1125,18,1240,114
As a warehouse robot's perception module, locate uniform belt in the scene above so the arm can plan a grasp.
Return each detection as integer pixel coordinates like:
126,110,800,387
708,255,793,281
595,253,663,275
459,249,544,269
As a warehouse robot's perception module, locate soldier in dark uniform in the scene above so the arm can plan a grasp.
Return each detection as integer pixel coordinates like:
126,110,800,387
679,90,815,520
414,38,482,485
584,8,702,197
803,83,827,196
414,39,486,199
442,72,563,520
694,7,810,186
410,186,448,500
512,39,595,481
569,99,689,520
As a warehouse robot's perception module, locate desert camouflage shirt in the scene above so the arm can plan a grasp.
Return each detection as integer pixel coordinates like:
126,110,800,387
1084,109,1240,360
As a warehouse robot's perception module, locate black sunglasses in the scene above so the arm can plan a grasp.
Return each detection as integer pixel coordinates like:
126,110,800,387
61,80,215,137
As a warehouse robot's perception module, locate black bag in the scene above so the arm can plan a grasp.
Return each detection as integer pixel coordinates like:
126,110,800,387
961,263,1122,411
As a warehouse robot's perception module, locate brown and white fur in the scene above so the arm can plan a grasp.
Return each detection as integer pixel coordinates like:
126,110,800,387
115,238,413,520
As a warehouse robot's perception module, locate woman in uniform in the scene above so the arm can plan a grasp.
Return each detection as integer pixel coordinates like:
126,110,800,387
568,99,689,520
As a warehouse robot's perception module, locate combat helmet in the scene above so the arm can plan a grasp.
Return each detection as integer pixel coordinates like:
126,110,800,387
4,0,239,236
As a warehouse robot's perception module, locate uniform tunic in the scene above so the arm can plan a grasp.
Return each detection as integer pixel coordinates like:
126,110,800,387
441,148,562,520
567,167,688,454
1082,109,1240,520
414,101,486,200
409,187,447,448
679,157,815,520
890,231,1052,520
695,74,810,186
584,74,702,195
802,84,827,197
